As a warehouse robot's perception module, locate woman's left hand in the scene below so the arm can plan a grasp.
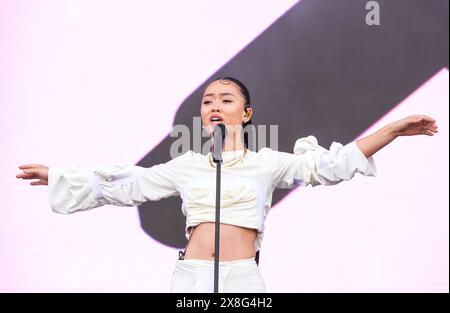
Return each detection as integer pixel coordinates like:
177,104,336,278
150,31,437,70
390,115,439,137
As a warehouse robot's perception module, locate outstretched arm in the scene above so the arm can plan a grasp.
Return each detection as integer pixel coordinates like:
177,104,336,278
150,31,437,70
16,153,188,214
356,114,438,159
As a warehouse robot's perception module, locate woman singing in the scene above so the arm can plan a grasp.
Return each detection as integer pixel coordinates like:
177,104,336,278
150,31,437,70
16,77,438,292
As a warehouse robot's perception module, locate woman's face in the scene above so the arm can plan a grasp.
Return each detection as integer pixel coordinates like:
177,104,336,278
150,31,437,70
200,80,253,135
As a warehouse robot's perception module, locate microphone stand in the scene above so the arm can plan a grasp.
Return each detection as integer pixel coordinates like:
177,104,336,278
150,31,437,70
212,124,225,293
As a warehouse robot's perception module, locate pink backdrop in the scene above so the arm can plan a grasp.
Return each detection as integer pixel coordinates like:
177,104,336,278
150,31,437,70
1,1,448,292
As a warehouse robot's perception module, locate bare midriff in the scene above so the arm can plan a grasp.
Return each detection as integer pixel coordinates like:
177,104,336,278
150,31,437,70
183,222,257,261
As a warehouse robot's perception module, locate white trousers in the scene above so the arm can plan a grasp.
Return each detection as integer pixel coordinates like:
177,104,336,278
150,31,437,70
170,258,266,293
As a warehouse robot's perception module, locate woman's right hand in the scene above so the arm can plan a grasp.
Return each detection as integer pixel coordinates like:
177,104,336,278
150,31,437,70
16,164,49,186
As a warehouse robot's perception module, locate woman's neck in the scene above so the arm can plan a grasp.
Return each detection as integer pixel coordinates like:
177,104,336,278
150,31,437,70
218,133,246,152
223,141,245,152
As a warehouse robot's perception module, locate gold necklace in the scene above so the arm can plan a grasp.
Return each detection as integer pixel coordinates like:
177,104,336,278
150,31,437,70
208,148,248,168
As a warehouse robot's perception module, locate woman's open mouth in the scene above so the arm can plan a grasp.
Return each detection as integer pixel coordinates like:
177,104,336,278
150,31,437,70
210,115,224,125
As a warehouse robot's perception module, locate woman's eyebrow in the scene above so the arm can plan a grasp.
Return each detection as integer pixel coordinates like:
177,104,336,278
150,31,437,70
203,92,235,98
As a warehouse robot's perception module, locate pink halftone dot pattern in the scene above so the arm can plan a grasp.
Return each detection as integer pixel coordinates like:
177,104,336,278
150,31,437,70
262,68,449,292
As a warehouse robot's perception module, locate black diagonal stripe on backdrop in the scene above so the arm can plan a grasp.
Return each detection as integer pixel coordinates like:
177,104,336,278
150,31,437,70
136,0,449,249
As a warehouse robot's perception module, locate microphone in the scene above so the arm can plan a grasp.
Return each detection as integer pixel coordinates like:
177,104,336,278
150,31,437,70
211,123,225,292
212,123,226,163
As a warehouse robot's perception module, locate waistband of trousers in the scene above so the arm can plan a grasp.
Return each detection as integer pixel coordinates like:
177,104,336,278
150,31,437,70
177,257,256,266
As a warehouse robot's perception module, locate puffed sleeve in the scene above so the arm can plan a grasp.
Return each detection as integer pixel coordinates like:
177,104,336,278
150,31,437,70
271,135,377,188
48,153,187,214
